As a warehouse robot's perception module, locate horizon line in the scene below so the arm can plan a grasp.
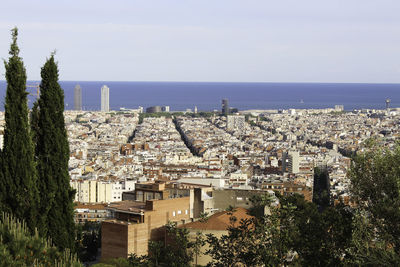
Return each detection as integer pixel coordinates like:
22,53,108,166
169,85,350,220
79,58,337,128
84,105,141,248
1,80,400,85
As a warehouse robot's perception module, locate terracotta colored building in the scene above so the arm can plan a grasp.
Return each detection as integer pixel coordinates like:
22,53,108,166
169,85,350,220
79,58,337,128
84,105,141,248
101,197,191,259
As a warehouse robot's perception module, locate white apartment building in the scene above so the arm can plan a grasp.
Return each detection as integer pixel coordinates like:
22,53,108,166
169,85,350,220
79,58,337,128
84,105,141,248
282,150,300,174
71,179,136,203
288,150,300,174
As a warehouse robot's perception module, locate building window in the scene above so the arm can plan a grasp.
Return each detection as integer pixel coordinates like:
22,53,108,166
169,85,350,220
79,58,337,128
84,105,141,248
172,211,176,217
177,210,182,215
185,210,188,215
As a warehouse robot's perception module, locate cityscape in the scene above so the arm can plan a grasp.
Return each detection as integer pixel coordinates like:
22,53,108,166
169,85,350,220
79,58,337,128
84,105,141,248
1,1,400,266
2,81,400,264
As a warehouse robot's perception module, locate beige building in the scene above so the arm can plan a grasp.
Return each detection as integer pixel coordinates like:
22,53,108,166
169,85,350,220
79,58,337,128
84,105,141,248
122,181,214,218
71,180,101,203
102,181,215,259
71,179,136,203
101,197,191,259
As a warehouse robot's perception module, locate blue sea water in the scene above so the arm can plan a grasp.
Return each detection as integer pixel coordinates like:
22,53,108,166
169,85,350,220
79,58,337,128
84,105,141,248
0,81,399,111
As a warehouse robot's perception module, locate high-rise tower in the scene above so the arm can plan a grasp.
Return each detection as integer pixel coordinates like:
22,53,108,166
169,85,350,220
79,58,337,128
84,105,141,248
101,85,110,112
222,99,229,116
386,98,391,110
74,84,82,110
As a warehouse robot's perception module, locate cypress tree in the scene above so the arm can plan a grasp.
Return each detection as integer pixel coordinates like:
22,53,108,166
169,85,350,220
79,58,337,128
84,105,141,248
30,101,40,147
1,28,39,231
35,54,75,250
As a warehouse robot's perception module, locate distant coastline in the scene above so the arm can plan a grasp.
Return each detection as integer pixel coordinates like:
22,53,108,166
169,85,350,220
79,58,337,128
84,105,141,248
0,81,399,111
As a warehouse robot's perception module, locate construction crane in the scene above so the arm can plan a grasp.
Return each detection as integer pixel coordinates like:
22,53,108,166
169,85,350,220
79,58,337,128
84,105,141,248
26,83,40,100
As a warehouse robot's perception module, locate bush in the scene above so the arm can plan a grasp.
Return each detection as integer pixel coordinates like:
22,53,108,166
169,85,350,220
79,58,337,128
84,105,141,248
0,213,82,267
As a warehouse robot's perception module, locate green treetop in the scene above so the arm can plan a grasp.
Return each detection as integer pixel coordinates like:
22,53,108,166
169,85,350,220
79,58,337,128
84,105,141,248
34,54,76,250
1,27,39,232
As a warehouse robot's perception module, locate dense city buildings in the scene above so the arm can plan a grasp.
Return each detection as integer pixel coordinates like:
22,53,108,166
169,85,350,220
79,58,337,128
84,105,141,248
101,85,110,112
1,104,398,261
226,115,246,133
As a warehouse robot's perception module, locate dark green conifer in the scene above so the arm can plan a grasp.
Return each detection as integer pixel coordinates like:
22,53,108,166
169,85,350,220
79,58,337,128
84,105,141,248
30,101,40,148
35,54,75,250
2,27,39,231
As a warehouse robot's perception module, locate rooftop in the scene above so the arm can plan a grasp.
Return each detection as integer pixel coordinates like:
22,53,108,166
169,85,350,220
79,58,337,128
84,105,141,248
108,200,146,214
181,207,253,231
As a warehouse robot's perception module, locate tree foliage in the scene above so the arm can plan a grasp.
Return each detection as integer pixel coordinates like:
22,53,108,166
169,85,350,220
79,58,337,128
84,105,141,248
1,27,39,232
345,210,400,266
34,54,76,250
349,144,400,258
204,144,400,266
313,166,331,210
0,213,82,267
206,202,297,267
149,222,193,267
75,222,101,263
285,195,353,266
94,222,194,267
207,194,354,266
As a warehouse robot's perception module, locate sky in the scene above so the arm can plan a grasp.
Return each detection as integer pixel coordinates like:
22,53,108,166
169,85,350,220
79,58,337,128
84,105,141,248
0,0,400,83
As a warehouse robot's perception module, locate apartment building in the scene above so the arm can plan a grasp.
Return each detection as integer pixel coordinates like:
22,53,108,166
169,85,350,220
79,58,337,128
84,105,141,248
101,197,191,258
71,179,136,203
74,203,110,224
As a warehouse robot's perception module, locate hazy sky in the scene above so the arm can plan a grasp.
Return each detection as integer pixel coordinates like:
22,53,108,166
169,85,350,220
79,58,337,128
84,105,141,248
0,0,400,82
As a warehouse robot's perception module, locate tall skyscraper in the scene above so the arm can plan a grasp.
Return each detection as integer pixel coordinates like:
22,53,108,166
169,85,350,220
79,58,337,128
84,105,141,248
74,84,82,110
101,85,110,112
386,98,391,110
222,99,229,116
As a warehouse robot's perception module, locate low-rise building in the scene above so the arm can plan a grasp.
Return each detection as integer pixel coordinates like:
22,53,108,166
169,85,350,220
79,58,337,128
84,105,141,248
101,197,191,259
71,179,136,203
74,203,110,224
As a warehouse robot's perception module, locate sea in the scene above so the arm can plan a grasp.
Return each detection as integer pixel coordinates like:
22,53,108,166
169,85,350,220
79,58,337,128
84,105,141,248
0,81,399,112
